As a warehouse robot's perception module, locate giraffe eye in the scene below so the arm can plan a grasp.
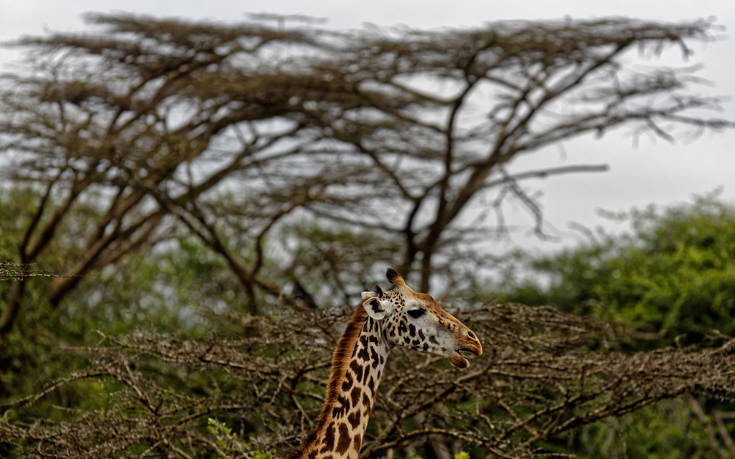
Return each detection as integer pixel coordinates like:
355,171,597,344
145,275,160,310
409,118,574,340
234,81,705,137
407,308,425,319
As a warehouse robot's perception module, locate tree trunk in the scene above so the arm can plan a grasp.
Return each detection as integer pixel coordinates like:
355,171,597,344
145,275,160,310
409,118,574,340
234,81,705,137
0,278,26,337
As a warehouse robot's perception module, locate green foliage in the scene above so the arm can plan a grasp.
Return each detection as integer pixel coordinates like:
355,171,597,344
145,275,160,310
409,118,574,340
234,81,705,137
0,187,88,411
207,418,247,457
499,194,735,344
497,195,735,456
205,416,276,459
570,400,710,459
0,188,230,414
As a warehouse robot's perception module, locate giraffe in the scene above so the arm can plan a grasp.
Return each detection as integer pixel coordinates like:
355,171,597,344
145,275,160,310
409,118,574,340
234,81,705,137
287,268,483,459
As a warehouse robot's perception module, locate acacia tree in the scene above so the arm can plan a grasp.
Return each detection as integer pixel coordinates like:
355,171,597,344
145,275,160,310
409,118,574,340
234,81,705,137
0,14,730,336
1,303,734,457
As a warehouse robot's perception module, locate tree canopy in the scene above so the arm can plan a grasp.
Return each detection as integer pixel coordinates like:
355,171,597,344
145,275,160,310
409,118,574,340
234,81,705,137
498,193,735,345
493,195,735,457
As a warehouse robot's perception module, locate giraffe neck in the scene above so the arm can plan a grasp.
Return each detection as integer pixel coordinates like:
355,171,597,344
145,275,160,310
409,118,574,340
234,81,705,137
288,304,389,459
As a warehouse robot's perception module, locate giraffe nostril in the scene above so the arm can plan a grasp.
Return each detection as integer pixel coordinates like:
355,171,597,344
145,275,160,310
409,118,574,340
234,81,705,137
467,331,476,339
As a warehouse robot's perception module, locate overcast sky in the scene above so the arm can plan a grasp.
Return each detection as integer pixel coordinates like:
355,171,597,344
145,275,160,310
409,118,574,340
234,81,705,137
1,0,734,252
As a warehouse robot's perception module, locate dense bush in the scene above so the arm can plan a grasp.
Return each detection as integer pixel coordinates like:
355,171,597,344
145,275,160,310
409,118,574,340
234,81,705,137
499,195,735,344
496,195,735,456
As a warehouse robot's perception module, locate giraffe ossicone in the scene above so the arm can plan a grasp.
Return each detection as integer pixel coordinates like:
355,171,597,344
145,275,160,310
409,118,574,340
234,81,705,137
288,268,482,459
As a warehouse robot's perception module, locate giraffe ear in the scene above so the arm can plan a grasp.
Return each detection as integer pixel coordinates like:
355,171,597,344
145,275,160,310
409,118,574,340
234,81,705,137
386,268,409,290
364,297,393,320
386,268,401,284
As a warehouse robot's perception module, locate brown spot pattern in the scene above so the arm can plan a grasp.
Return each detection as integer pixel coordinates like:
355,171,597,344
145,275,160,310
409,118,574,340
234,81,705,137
336,423,351,454
348,410,361,429
320,423,335,452
350,360,363,382
350,387,362,407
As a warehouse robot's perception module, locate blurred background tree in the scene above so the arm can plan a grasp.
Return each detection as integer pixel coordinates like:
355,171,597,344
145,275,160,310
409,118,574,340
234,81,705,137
495,193,735,457
0,13,734,458
498,192,735,345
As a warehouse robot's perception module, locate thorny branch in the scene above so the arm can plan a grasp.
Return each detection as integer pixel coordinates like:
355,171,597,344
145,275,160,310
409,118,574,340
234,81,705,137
1,304,734,457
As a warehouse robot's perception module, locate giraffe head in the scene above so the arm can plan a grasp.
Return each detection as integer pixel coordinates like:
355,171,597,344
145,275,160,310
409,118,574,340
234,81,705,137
361,268,482,369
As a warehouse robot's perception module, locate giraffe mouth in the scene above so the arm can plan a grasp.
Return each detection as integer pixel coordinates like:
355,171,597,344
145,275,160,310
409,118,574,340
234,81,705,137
449,347,480,369
457,347,479,359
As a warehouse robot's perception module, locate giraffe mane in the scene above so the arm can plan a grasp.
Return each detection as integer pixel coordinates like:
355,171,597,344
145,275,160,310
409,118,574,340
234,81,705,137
287,302,369,458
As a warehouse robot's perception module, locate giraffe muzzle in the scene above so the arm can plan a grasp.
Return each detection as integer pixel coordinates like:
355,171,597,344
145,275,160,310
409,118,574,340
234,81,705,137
449,333,483,369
